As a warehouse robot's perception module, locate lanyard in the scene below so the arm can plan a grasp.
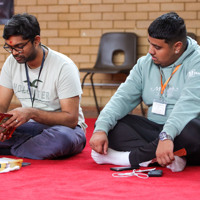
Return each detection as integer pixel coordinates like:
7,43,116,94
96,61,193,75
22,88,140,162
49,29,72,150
25,48,45,107
160,64,181,95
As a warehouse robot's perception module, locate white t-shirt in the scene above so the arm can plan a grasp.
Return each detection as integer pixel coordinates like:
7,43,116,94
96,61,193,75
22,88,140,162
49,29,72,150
0,46,86,129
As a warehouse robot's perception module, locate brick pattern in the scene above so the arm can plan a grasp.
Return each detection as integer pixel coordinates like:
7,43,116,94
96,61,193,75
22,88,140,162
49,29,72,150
0,0,199,109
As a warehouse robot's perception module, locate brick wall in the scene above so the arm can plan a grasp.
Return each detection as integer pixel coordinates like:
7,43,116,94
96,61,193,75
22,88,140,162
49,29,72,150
0,0,199,110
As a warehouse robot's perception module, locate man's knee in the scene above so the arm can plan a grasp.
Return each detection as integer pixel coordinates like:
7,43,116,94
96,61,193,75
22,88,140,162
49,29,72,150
175,118,200,153
11,126,86,159
43,126,86,155
179,118,200,140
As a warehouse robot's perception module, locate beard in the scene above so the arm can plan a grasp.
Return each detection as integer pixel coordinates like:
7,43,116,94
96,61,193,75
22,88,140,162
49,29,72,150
14,48,37,64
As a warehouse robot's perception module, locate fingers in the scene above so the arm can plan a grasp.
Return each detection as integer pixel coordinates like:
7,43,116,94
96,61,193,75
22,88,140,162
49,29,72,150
157,157,169,167
156,140,174,167
103,140,108,155
89,132,108,155
95,145,105,154
157,152,175,167
14,118,20,127
0,133,7,142
3,118,21,129
89,140,104,154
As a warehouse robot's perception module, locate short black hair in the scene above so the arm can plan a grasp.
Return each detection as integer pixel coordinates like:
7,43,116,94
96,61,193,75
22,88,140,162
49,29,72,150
3,13,40,40
148,12,187,46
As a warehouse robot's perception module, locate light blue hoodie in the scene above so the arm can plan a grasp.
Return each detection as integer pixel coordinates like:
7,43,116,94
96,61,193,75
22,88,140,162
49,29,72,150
94,37,200,140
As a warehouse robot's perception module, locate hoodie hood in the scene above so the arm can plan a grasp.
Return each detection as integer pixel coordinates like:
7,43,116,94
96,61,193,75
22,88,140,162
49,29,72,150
173,36,198,66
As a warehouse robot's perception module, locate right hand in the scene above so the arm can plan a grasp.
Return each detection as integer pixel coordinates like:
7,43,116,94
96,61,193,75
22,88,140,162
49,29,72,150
156,139,174,167
89,131,108,155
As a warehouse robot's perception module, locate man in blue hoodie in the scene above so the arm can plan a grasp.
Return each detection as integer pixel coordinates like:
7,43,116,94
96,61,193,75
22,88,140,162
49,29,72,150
89,12,200,172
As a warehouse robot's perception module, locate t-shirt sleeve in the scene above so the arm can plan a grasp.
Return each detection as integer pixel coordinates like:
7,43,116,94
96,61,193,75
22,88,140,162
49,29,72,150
57,61,82,99
0,56,13,89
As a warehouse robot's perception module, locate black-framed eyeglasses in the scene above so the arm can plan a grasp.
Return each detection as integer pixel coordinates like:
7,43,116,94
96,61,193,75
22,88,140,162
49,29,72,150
3,39,32,53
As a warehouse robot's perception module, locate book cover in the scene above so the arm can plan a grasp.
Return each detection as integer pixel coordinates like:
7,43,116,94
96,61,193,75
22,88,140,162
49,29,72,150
0,113,16,139
0,157,23,173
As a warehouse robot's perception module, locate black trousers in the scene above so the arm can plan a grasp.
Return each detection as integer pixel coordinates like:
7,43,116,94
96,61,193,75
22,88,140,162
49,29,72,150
108,114,200,168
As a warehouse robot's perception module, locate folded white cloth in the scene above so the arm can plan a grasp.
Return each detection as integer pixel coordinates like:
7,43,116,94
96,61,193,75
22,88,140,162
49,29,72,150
139,156,186,172
166,156,186,172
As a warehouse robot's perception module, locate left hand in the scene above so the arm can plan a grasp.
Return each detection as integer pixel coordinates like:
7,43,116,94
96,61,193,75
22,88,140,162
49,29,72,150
2,107,33,129
0,133,7,142
156,139,174,167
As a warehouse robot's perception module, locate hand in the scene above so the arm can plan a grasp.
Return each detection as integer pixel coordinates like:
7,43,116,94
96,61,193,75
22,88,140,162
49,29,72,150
2,107,33,129
89,131,108,155
0,133,7,142
156,139,174,167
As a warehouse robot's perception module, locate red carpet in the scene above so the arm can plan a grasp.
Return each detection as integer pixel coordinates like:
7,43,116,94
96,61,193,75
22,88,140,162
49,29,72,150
0,118,200,200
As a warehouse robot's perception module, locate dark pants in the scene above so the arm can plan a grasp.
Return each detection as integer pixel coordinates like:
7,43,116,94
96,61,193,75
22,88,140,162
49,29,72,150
108,114,200,168
0,121,86,160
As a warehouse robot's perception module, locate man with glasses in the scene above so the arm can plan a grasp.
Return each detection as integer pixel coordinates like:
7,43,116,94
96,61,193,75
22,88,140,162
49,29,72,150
0,13,87,159
4,38,32,53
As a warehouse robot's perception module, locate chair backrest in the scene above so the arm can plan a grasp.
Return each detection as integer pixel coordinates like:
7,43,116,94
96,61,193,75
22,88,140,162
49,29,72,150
94,32,137,69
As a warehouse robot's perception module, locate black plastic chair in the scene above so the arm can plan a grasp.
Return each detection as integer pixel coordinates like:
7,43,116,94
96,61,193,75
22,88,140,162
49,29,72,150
80,32,145,115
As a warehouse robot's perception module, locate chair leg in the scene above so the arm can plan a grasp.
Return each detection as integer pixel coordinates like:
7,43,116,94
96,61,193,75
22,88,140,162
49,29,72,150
81,72,91,89
90,73,101,114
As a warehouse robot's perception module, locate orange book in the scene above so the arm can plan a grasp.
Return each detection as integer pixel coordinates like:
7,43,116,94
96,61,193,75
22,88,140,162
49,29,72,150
174,148,187,157
0,113,16,139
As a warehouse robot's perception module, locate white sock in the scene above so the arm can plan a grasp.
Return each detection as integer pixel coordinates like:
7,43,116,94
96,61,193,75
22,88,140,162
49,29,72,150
91,148,131,166
166,156,186,172
139,160,153,167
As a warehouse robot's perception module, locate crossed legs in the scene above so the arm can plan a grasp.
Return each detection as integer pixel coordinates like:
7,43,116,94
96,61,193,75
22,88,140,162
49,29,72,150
0,121,86,159
91,115,200,171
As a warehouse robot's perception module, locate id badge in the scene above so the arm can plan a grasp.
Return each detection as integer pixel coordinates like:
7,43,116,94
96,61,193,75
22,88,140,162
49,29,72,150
152,99,167,115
